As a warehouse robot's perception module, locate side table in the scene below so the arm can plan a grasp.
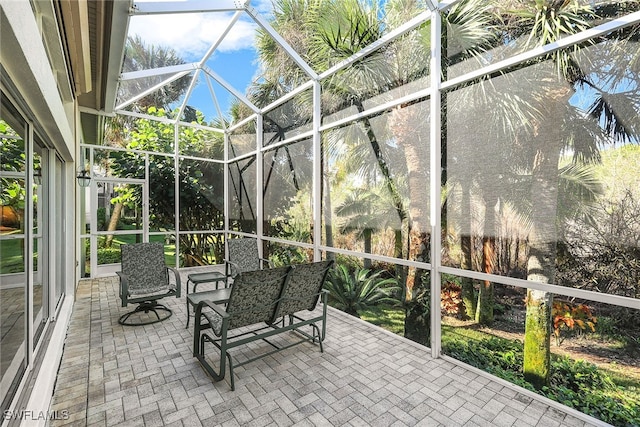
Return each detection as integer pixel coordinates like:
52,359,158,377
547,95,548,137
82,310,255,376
185,271,227,328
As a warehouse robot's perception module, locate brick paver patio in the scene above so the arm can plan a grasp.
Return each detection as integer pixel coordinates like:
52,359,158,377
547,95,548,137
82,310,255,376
49,271,602,426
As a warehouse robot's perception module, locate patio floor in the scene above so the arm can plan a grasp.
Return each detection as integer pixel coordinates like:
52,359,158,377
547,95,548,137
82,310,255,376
49,269,600,427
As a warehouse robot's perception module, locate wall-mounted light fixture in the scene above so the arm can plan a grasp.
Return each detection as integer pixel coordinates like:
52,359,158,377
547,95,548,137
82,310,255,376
34,167,42,185
76,168,91,187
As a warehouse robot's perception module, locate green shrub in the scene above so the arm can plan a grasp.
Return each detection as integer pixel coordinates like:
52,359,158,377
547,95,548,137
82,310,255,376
594,316,618,337
97,248,121,264
120,217,136,226
444,337,523,372
551,357,615,392
269,246,308,267
333,254,363,271
324,264,400,317
544,385,639,426
96,207,107,231
442,335,640,427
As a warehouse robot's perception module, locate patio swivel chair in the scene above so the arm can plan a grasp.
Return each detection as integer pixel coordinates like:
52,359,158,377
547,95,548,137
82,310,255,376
117,242,181,326
225,237,272,280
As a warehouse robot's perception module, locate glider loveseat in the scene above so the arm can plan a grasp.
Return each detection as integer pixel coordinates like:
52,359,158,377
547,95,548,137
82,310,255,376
192,260,333,390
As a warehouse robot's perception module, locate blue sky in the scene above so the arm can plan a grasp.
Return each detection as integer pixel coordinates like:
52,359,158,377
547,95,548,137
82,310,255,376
126,1,273,121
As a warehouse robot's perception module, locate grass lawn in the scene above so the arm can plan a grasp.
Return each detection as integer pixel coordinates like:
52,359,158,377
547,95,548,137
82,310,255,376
1,238,26,274
359,305,404,335
95,234,176,266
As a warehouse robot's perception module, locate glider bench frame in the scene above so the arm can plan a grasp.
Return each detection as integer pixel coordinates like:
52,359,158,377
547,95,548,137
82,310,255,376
192,260,333,390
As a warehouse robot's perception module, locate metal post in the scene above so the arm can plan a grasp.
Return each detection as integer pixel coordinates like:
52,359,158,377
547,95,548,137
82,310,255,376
429,8,443,359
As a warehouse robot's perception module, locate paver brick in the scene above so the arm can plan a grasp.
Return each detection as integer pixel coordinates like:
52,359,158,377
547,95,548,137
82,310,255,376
49,277,602,427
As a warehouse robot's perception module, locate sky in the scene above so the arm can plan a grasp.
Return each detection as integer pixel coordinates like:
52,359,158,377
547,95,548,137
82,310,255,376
126,0,275,121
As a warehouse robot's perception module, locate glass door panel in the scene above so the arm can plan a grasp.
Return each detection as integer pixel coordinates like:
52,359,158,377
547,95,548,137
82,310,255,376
54,155,64,308
94,180,145,277
0,102,27,413
32,145,46,343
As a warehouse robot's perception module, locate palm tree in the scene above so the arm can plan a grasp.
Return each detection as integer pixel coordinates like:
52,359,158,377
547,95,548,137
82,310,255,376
482,0,638,388
253,0,410,296
252,0,637,360
335,185,404,268
439,0,637,389
324,264,400,317
120,35,190,112
493,0,594,388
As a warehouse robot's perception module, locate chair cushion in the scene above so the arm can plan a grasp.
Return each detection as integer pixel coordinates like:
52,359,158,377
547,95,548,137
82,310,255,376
121,242,169,295
227,238,261,273
206,266,290,335
202,308,224,337
275,260,333,318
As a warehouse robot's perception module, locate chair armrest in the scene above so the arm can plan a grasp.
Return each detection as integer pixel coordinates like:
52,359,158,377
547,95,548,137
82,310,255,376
195,299,230,338
116,271,129,307
225,260,240,278
194,299,230,354
195,299,228,319
166,267,182,298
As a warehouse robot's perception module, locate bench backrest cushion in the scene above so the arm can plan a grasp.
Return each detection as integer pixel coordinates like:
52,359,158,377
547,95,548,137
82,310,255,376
225,266,291,330
273,260,334,320
121,242,169,295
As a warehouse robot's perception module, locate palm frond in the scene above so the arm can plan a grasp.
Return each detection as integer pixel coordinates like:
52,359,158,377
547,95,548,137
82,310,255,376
324,265,400,317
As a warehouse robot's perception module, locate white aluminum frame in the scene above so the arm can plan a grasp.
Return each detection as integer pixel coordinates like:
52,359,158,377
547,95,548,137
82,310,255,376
319,10,432,80
86,0,640,348
312,81,322,260
115,70,193,111
262,130,315,153
245,5,318,80
429,9,442,358
130,1,248,15
120,63,199,81
256,113,264,254
260,80,315,114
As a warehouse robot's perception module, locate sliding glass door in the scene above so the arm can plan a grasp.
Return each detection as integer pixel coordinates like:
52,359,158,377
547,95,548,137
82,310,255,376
1,89,62,414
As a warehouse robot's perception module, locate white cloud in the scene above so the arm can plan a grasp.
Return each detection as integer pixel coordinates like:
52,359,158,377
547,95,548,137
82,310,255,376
128,12,257,61
248,0,274,16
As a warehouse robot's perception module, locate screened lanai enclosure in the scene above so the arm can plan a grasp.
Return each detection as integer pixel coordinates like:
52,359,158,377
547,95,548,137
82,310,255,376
3,0,640,424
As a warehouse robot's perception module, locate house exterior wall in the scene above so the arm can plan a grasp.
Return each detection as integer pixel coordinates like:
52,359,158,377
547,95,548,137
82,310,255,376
1,1,79,425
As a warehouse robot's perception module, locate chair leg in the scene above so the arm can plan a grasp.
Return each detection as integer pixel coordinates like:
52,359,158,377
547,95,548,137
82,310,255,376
195,332,238,390
196,334,228,384
185,279,193,329
186,300,191,329
119,301,172,326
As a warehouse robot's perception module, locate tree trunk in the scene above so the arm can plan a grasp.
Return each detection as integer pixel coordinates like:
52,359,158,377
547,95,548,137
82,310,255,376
524,288,552,388
460,182,476,319
402,140,430,345
135,208,141,243
105,202,123,248
363,228,372,269
358,103,407,227
524,113,563,388
395,228,406,299
323,169,335,262
389,103,430,345
477,194,497,325
404,229,430,345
